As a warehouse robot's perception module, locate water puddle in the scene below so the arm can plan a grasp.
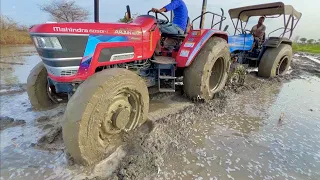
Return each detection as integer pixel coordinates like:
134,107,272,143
156,76,320,180
0,46,40,86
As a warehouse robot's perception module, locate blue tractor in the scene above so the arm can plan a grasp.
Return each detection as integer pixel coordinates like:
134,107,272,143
225,2,302,85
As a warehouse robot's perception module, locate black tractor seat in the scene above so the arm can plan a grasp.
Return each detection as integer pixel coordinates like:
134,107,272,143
161,32,187,38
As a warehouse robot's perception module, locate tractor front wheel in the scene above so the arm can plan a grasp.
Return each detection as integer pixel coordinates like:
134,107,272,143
183,37,230,100
62,68,149,165
27,62,58,110
258,44,293,78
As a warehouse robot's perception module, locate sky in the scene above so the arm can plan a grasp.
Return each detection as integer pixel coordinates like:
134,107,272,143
1,0,319,40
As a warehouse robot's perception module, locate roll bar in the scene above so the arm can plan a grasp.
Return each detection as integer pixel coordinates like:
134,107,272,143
192,9,226,30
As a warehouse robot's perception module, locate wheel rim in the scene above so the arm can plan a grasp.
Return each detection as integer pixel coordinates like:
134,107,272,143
47,83,68,103
98,89,141,146
277,56,289,75
47,83,59,103
209,57,225,91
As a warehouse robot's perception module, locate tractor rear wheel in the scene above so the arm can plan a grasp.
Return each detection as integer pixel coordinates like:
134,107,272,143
183,37,230,100
27,62,57,110
258,44,292,78
62,68,149,165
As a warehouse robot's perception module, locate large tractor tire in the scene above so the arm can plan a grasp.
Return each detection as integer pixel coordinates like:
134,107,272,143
62,68,149,165
27,62,56,110
183,37,230,100
258,44,293,78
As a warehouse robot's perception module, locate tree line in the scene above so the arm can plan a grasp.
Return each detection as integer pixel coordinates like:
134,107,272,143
294,36,320,44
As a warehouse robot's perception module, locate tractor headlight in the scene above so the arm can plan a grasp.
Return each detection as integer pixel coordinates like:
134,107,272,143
33,36,62,49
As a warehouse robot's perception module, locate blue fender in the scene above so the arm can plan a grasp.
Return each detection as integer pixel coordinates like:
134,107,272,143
228,34,254,53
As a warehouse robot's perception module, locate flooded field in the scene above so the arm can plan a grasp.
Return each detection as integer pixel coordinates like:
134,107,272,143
0,46,320,180
156,76,320,180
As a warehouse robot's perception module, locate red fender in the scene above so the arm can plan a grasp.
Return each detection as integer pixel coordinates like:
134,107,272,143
176,29,228,67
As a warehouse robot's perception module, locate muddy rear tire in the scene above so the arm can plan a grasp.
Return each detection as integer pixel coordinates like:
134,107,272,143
27,62,56,110
62,68,149,165
183,37,230,100
258,44,292,78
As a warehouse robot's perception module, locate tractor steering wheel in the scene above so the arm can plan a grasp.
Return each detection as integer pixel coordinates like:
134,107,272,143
147,10,169,25
244,29,251,34
236,28,251,35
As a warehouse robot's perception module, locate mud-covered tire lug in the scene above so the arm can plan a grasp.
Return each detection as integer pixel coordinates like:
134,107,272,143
62,68,149,165
227,63,246,86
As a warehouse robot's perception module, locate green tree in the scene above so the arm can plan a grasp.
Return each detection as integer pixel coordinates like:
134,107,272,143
307,39,315,44
300,38,307,44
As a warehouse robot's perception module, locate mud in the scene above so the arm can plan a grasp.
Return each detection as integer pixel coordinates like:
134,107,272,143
36,126,64,151
89,54,319,180
103,81,268,180
1,46,320,180
0,116,26,131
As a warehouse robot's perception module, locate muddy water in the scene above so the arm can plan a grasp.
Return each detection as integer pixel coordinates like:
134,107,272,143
1,46,320,180
0,45,192,180
0,46,40,86
156,76,320,180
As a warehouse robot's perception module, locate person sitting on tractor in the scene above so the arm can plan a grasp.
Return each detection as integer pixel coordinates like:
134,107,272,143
151,0,189,35
151,0,189,55
250,16,266,51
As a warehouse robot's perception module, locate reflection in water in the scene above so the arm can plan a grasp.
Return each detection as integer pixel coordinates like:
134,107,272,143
0,46,40,85
157,77,320,180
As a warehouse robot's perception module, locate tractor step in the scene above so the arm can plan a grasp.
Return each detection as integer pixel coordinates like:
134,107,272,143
246,57,259,61
156,57,176,93
159,88,176,93
151,56,177,65
159,75,176,80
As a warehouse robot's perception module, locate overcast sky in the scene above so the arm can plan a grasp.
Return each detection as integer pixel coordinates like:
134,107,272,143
1,0,319,39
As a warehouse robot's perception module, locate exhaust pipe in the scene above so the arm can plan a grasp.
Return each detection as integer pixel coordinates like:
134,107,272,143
94,0,99,22
199,0,207,29
126,5,131,19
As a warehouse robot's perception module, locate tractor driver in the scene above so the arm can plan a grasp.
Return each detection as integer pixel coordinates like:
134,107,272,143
251,16,266,41
151,0,189,35
151,0,189,55
250,16,266,50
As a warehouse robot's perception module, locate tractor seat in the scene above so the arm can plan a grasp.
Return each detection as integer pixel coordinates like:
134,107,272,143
161,32,187,38
161,17,190,38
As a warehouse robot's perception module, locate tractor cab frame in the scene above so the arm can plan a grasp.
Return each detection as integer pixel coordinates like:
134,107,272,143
227,2,302,68
229,2,302,39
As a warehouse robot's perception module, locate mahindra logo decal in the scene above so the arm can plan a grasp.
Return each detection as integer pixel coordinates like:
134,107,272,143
114,29,141,35
53,27,107,34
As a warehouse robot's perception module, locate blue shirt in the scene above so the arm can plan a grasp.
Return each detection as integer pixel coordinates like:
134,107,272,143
164,0,188,32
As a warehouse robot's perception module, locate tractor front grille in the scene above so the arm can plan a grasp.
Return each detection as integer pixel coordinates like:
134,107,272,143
60,69,78,76
45,65,79,77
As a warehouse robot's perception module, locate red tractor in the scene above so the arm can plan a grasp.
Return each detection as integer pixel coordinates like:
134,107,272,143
27,0,230,165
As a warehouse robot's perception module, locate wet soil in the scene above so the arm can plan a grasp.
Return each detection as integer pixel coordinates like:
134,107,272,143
1,47,320,180
92,54,320,180
0,116,26,131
